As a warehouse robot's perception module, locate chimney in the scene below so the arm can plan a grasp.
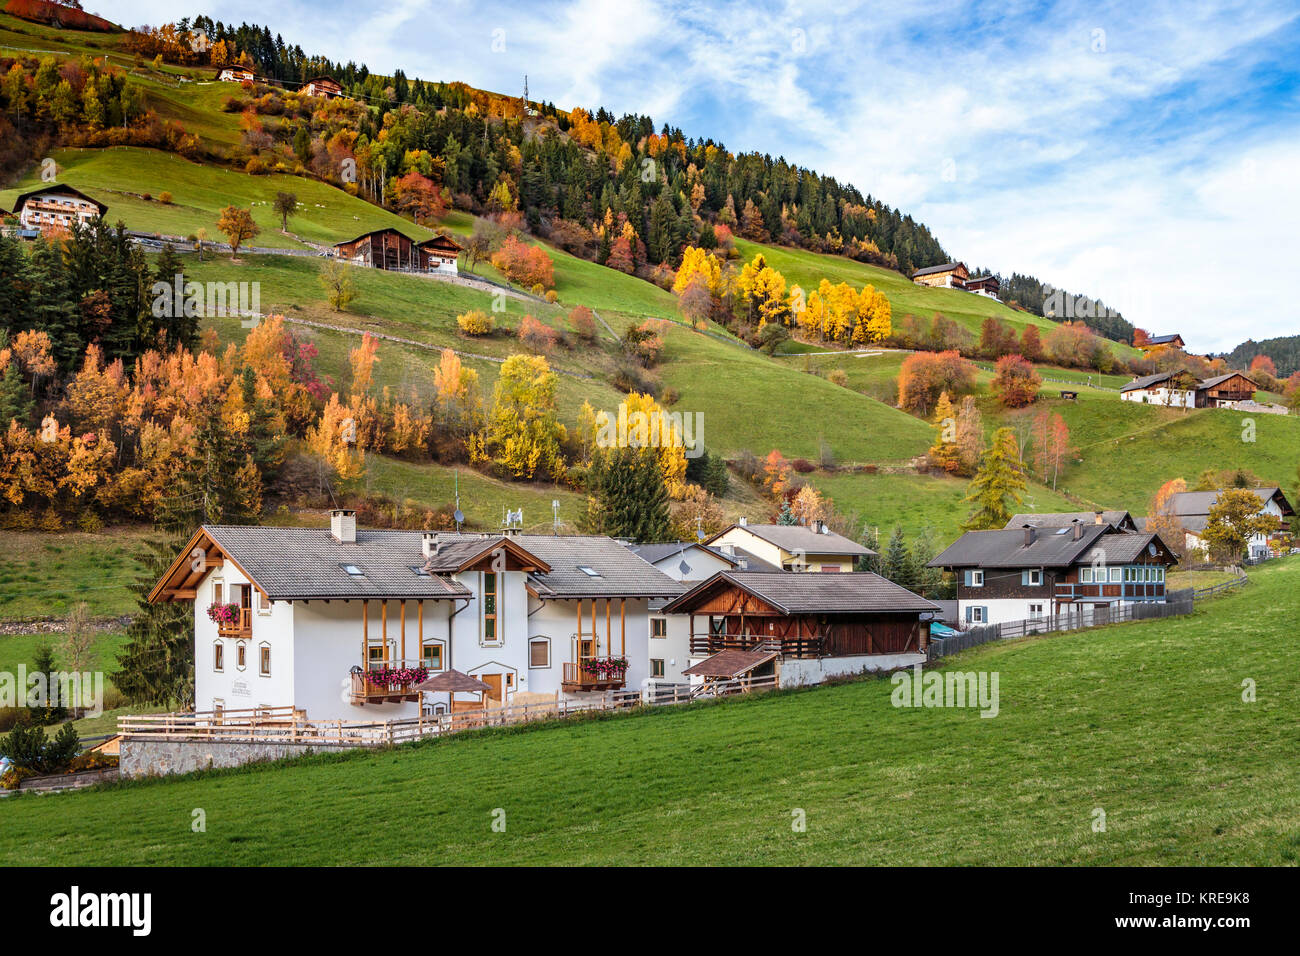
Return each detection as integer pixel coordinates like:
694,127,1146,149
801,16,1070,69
1094,511,1105,525
738,516,747,526
421,532,439,559
1023,524,1036,546
330,509,356,544
1071,519,1084,540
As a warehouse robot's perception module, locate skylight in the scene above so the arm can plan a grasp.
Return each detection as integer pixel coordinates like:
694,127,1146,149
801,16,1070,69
577,565,601,577
340,563,364,576
410,566,430,577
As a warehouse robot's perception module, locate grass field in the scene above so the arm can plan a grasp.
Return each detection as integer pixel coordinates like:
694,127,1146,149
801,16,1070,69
0,529,151,619
1,556,1294,865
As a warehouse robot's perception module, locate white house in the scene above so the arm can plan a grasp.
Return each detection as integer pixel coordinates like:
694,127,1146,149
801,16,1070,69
1120,371,1197,408
11,184,106,234
931,521,1179,626
705,519,875,573
148,512,683,723
627,541,741,683
217,67,256,83
1156,487,1294,560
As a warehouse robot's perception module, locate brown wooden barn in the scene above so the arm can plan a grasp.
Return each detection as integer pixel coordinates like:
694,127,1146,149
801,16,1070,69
660,570,937,661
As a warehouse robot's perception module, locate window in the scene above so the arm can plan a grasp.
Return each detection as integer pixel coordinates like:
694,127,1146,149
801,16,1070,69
213,580,224,605
259,643,271,677
410,566,430,577
1028,604,1044,619
967,606,986,624
1025,569,1043,586
421,641,444,671
650,659,665,678
529,637,550,669
966,570,984,587
1080,567,1094,584
651,618,667,638
1109,567,1122,583
213,641,224,672
577,565,601,578
340,563,363,576
368,640,389,666
257,589,271,614
482,572,499,642
235,641,247,671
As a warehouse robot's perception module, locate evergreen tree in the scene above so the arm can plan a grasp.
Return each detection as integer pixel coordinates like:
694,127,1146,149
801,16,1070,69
776,497,797,525
0,359,34,427
963,427,1028,530
879,525,915,587
581,446,672,542
28,643,66,725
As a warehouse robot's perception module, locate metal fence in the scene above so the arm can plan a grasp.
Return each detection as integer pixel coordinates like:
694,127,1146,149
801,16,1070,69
928,590,1197,661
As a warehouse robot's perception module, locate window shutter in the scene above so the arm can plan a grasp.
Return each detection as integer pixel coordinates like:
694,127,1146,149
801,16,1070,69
1021,570,1029,586
963,570,972,586
965,606,972,623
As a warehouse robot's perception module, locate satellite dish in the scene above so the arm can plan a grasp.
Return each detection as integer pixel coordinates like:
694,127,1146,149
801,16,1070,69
453,509,464,524
695,528,706,540
678,559,692,575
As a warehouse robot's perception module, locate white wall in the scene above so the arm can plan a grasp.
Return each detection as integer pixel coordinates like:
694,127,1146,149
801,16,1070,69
194,565,294,714
780,653,926,687
1121,387,1195,408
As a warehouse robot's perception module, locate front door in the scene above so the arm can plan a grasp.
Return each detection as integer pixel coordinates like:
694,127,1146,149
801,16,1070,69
480,673,503,706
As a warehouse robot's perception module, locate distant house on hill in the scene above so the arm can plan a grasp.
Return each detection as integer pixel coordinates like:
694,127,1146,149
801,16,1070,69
217,67,256,83
930,521,1178,626
911,262,969,289
302,76,344,98
1120,370,1258,409
1147,487,1294,560
11,184,106,237
334,229,461,273
704,519,875,573
1137,333,1185,351
963,274,1000,298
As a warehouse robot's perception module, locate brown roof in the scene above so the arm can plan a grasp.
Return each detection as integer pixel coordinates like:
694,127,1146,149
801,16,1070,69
682,649,778,678
661,570,936,615
414,669,492,693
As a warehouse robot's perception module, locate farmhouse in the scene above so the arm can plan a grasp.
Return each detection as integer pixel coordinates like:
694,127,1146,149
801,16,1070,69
334,229,461,273
217,67,256,83
147,512,683,723
963,274,1000,298
10,184,106,236
705,519,875,572
302,76,344,98
1137,333,1186,352
1151,487,1294,560
1120,370,1258,409
628,541,741,683
930,521,1178,626
911,262,969,289
662,569,937,685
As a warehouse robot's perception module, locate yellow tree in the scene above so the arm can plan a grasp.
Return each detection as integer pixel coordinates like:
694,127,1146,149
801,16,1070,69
673,246,724,297
734,253,788,327
852,285,893,344
470,354,566,481
307,393,365,481
216,206,259,258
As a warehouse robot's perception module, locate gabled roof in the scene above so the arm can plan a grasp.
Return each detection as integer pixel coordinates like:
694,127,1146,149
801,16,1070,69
334,227,420,248
682,649,779,678
911,261,966,278
418,234,463,253
1196,372,1257,391
1165,487,1293,519
706,523,875,557
931,525,1177,569
11,184,108,216
1145,334,1185,346
627,541,738,568
660,570,937,616
515,534,684,599
1004,511,1137,532
1120,371,1177,392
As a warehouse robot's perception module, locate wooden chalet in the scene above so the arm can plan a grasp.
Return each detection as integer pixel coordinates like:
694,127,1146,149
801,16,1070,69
302,76,344,98
1137,333,1185,351
963,274,1000,297
660,571,937,660
1194,372,1257,408
334,229,463,273
911,262,969,289
11,184,107,236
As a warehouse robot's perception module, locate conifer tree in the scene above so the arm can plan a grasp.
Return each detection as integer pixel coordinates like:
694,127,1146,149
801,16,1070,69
963,427,1027,529
582,446,672,542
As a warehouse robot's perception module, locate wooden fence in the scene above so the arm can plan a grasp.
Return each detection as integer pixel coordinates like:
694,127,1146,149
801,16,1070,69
118,677,779,747
928,591,1196,661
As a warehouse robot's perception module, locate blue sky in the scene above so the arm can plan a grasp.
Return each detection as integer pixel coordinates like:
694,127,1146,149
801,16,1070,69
99,0,1300,350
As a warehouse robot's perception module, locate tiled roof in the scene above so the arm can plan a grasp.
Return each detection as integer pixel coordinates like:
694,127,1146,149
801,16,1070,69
930,525,1110,569
1165,488,1290,518
661,570,937,615
1004,511,1136,531
627,541,737,567
514,534,684,599
911,262,965,278
1120,372,1176,392
204,526,471,601
708,523,875,557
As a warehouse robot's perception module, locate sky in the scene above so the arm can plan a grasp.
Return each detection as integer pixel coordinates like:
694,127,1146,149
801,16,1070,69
94,0,1300,351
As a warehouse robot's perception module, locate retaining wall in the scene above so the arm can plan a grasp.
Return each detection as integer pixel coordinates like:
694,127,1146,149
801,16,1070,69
120,737,358,778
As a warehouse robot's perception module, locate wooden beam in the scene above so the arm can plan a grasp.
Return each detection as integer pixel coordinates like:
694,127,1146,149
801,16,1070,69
362,599,368,667
620,598,625,657
400,599,406,662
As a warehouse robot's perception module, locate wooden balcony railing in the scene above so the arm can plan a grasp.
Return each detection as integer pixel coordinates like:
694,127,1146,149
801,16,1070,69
561,660,627,692
689,633,821,658
349,660,426,705
217,606,252,638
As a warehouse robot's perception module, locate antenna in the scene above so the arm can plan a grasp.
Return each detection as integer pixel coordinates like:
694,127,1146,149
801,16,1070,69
552,499,560,535
452,470,463,532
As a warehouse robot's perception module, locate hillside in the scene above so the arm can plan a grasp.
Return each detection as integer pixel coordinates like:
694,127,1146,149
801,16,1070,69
1,557,1295,866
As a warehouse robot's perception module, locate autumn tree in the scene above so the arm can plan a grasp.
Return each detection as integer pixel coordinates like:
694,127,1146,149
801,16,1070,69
963,427,1027,529
1030,409,1072,490
928,391,960,474
319,259,358,311
1147,478,1188,558
217,205,259,258
898,350,977,416
991,354,1042,408
272,191,299,231
470,354,566,481
1201,488,1277,563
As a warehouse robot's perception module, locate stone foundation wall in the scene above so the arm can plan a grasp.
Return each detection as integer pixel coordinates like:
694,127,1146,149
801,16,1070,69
120,737,359,778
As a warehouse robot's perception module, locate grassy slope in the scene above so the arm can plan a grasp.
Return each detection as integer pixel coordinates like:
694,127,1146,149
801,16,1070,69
0,529,151,619
735,238,1141,363
0,147,435,250
1,557,1295,866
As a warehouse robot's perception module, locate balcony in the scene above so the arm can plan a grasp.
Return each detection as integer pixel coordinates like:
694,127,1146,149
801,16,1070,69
562,659,628,692
349,661,428,705
689,633,821,658
210,604,252,638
